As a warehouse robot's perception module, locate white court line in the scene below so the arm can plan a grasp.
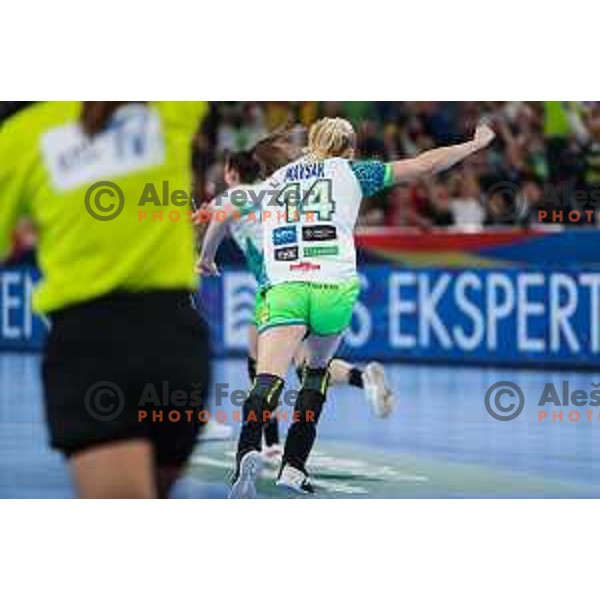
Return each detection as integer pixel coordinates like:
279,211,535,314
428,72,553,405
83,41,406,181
191,455,369,495
191,448,429,496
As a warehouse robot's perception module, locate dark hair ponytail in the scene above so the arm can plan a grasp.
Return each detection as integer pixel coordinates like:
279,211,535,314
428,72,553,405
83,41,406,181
225,150,262,184
80,101,146,136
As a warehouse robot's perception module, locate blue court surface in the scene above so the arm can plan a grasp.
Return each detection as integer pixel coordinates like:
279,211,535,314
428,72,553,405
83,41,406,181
1,353,599,498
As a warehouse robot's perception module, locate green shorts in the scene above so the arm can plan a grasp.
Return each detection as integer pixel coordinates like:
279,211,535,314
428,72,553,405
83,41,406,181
253,292,265,327
256,279,360,336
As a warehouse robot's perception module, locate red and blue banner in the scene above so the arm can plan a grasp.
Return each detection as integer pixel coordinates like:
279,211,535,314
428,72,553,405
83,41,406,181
356,228,600,268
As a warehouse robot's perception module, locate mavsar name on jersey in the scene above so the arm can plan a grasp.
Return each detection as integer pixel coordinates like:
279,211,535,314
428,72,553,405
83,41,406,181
284,162,325,182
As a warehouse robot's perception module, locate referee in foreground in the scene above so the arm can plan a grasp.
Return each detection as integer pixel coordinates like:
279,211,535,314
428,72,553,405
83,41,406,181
0,101,211,498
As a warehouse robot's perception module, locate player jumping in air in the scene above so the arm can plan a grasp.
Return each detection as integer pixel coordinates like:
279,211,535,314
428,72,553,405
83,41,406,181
198,131,395,465
225,116,496,498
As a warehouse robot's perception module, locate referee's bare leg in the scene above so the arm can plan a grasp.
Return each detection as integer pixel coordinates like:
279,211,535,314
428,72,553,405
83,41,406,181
70,440,156,498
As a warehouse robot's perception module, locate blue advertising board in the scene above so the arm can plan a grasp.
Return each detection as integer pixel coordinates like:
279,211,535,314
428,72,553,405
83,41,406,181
200,266,600,368
3,264,600,368
0,267,45,352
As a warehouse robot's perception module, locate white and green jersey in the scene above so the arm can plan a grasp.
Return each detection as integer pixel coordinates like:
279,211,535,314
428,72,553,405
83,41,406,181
261,157,393,286
220,182,266,284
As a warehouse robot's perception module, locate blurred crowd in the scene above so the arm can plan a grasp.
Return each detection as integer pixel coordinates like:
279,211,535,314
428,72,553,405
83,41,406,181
195,101,600,230
3,101,600,265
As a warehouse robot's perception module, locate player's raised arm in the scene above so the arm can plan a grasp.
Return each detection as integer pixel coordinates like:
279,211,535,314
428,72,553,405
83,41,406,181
389,122,496,183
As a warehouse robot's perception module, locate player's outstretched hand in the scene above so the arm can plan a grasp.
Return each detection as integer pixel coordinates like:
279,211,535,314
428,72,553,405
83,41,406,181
473,122,496,149
195,256,220,276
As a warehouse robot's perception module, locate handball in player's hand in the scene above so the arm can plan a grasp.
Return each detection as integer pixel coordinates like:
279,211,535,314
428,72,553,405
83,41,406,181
195,257,220,276
473,122,496,149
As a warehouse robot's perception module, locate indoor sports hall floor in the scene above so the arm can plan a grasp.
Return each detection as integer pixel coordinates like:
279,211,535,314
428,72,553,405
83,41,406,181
1,353,599,498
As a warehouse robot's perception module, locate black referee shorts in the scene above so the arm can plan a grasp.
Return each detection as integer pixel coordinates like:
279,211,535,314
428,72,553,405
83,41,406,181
42,290,211,467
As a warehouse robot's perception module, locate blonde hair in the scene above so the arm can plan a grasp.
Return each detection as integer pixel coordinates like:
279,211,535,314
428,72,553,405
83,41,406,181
306,117,356,160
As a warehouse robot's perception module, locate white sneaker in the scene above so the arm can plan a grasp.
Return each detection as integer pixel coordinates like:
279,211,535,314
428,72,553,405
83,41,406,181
261,443,283,465
229,451,264,499
198,419,234,442
363,362,395,419
275,464,315,494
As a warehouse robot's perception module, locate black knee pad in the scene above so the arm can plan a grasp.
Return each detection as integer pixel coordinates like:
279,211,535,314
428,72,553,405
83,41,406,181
301,367,330,395
243,373,284,422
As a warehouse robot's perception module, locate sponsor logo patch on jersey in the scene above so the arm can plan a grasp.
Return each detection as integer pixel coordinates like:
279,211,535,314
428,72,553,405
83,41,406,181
42,106,165,192
273,226,297,246
303,245,339,258
289,261,321,272
274,246,299,261
302,225,337,242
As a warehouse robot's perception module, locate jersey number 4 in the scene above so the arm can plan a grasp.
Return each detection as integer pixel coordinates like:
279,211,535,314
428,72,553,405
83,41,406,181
279,179,335,222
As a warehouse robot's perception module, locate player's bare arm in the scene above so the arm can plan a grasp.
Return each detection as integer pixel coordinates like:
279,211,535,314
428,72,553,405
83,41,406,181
196,200,229,276
390,122,496,183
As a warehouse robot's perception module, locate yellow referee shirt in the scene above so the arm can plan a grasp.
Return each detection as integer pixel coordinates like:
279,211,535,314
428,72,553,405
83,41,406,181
0,101,207,313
